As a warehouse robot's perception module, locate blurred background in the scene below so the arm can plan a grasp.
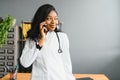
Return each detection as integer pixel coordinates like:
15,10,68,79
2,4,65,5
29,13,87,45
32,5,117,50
0,0,120,80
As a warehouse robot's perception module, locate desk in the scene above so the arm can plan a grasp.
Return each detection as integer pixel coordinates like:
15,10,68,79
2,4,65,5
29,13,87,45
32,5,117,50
0,73,109,80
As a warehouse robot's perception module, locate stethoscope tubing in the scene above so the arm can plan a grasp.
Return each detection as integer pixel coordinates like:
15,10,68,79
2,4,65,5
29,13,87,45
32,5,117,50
55,32,63,53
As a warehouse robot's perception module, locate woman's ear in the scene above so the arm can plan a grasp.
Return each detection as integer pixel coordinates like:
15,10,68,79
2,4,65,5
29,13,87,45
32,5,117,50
56,25,60,30
55,21,63,32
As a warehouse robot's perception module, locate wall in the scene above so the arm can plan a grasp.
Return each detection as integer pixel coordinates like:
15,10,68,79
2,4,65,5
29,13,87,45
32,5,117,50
0,0,120,80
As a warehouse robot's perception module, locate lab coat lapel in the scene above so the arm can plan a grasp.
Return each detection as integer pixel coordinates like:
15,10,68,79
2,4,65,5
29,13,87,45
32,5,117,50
43,31,58,54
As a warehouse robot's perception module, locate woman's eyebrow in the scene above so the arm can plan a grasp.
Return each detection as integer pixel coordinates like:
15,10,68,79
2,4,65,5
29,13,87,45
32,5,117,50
47,15,58,17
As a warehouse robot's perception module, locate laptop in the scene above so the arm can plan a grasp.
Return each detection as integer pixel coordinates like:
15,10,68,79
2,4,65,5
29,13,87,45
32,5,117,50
76,77,93,80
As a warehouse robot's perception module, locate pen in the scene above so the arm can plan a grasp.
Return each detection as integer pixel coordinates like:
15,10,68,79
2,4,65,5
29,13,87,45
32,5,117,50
4,66,12,72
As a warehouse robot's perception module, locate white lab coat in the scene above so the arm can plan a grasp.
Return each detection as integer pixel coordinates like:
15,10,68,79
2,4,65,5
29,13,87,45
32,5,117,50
20,31,75,80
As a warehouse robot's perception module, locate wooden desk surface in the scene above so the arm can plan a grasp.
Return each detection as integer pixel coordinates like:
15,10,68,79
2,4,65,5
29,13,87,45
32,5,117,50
0,73,109,80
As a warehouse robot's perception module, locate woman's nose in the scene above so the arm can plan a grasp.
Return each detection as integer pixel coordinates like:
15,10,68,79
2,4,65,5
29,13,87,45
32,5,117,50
51,19,55,23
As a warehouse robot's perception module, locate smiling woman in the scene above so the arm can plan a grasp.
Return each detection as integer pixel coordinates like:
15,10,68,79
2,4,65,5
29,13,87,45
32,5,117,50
20,4,75,80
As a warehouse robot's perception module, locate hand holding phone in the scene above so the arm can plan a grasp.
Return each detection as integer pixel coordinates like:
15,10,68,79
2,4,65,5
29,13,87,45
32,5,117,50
43,25,48,33
39,21,48,38
37,21,48,47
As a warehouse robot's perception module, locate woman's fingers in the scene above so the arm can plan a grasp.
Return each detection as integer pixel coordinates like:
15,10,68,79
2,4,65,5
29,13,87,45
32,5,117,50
39,21,48,39
40,22,47,30
43,27,48,33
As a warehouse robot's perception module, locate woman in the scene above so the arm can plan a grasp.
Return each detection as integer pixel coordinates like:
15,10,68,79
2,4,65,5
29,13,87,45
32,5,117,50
20,4,75,80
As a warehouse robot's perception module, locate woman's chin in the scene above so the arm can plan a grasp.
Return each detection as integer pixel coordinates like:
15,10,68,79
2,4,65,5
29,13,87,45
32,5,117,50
49,28,56,31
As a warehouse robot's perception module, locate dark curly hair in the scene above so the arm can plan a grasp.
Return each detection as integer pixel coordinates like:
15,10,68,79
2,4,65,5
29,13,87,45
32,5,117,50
27,4,61,41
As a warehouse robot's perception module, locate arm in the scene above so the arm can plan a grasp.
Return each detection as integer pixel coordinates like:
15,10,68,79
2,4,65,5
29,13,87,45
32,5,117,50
20,21,47,68
20,39,40,68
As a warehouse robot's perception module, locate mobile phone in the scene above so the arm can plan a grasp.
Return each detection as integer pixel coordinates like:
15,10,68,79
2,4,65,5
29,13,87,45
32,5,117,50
43,25,48,33
43,24,47,28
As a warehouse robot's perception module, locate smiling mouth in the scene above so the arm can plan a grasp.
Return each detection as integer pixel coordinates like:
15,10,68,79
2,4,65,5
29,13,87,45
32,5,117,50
50,25,56,28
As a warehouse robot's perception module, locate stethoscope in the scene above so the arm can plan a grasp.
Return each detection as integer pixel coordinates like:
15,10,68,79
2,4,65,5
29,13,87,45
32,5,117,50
56,21,63,53
55,32,63,53
36,22,63,53
36,33,62,53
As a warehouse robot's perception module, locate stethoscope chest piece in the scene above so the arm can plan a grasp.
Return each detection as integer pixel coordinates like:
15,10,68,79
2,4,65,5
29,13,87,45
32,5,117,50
58,49,62,53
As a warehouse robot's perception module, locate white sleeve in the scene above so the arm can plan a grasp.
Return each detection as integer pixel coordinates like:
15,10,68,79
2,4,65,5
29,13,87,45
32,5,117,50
61,33,75,80
20,39,40,68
